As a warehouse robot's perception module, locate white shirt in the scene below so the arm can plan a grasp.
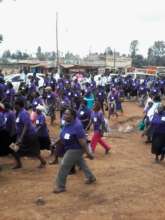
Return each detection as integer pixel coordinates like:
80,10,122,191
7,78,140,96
147,102,160,122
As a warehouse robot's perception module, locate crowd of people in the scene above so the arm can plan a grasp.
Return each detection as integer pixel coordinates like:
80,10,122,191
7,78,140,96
0,70,165,193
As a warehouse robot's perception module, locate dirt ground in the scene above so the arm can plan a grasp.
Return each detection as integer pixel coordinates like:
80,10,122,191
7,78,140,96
1,102,165,220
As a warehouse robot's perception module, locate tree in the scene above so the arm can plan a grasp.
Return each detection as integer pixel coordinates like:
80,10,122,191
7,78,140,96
105,47,113,55
130,40,138,58
147,41,165,66
152,41,165,57
132,54,146,67
0,34,3,44
2,50,11,59
36,46,46,61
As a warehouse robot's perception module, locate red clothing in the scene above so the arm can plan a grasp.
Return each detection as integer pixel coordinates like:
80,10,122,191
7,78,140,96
91,131,110,152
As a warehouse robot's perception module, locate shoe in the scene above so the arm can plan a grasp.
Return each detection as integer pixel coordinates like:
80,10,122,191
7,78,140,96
12,164,22,169
145,140,151,144
105,148,110,155
53,188,66,194
160,155,165,161
38,162,46,169
85,177,96,184
49,160,58,165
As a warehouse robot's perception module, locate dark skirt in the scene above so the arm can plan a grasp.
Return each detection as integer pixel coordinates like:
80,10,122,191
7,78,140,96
0,130,16,156
55,139,65,157
38,136,51,150
18,135,40,157
152,133,165,155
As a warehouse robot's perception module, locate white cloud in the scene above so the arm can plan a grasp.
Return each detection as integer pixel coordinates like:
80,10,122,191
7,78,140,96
0,0,165,57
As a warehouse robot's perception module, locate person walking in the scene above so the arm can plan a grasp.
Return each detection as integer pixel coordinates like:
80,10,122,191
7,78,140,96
13,99,46,169
87,102,111,154
53,108,96,193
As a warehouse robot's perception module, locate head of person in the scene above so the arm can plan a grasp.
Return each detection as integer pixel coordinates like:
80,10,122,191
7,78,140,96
45,86,52,94
14,99,25,112
32,91,37,98
7,81,13,89
4,102,12,111
0,77,5,84
81,99,87,108
36,105,44,115
28,75,33,81
93,101,101,112
63,108,77,124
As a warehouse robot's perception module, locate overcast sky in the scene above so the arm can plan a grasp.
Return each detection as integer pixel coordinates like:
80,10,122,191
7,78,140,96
0,0,165,57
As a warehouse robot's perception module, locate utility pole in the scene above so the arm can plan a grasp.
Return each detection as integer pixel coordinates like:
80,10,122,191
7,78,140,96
56,12,59,73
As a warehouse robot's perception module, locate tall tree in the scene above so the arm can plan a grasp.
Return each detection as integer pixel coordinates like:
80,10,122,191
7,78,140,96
36,46,46,61
147,41,165,66
152,41,165,57
2,50,11,59
132,54,146,67
130,40,138,58
0,34,3,44
105,47,113,55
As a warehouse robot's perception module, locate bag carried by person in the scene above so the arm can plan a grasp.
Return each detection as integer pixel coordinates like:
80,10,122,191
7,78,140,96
138,120,145,131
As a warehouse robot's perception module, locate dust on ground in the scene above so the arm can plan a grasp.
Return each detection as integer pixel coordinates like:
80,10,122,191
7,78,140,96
0,102,165,220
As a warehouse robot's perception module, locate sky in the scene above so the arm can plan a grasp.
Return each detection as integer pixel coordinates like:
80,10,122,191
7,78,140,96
0,0,165,57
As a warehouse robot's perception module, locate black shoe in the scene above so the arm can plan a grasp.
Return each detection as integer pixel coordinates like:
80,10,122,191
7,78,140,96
38,161,46,169
85,177,96,184
145,140,151,144
105,148,110,155
12,164,22,169
160,155,165,161
53,188,66,194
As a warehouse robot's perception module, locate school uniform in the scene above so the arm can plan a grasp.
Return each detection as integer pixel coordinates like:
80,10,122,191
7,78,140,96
77,106,91,130
0,112,11,156
151,112,165,156
50,78,56,90
108,93,117,114
32,97,43,111
73,90,81,110
4,88,15,105
0,83,6,101
90,111,110,152
45,92,56,118
16,108,40,157
56,119,95,190
28,81,37,94
4,110,17,143
35,113,51,150
96,90,105,111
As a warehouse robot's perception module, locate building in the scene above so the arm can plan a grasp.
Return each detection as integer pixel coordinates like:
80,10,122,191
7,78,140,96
81,53,132,72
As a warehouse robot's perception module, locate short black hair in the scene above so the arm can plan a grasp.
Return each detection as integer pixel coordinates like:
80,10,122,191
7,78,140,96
15,99,25,108
65,108,77,119
4,102,12,110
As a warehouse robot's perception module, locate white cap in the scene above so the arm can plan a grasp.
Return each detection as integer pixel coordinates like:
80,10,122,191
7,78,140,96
36,104,45,112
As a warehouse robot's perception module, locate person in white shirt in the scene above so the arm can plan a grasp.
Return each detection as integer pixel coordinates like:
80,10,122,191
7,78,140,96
143,95,161,143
